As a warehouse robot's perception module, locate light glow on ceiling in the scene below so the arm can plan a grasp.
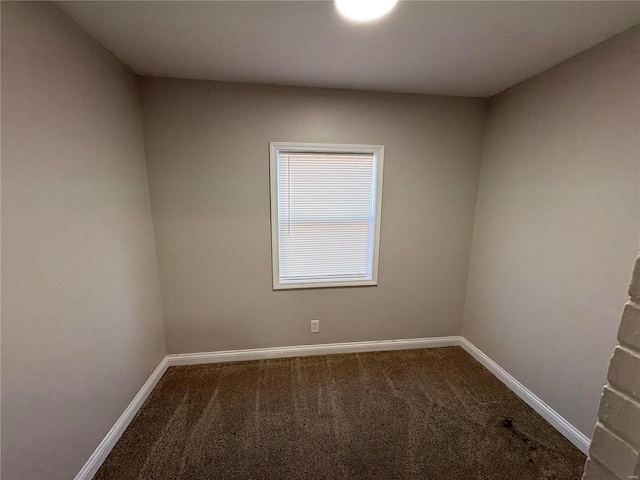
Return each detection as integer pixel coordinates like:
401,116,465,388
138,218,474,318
335,0,398,23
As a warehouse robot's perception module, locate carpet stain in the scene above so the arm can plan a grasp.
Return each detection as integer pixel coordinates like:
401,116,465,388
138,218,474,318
94,347,586,480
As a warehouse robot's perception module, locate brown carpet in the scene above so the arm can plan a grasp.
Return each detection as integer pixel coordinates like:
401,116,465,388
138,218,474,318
94,347,586,480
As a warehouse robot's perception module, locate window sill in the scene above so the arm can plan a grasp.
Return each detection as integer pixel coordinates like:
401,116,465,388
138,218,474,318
273,279,378,290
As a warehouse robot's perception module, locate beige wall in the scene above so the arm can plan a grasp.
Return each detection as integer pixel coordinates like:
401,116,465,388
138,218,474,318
1,3,166,479
139,78,487,354
462,26,640,439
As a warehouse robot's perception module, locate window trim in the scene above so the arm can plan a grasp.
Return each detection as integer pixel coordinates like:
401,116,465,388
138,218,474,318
269,142,384,290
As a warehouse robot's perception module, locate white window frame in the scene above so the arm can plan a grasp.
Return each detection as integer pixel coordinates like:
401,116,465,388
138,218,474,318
269,142,384,290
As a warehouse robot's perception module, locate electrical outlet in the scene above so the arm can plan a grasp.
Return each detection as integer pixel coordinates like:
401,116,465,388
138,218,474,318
310,320,320,333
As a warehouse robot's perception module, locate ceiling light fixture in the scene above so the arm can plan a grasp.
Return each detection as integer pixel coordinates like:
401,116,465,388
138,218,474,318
335,0,398,23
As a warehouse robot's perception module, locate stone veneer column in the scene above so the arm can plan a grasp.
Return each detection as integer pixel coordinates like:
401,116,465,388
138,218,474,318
583,254,640,479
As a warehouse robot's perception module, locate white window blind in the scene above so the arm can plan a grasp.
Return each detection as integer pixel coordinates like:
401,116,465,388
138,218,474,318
270,143,384,289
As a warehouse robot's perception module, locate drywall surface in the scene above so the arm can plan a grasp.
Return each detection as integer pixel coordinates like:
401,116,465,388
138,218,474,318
1,3,166,479
462,26,640,439
140,79,487,353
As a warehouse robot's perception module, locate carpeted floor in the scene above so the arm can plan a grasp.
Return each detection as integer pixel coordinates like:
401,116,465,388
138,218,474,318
94,347,586,479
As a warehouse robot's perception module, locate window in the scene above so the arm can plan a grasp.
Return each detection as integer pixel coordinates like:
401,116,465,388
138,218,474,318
270,142,384,289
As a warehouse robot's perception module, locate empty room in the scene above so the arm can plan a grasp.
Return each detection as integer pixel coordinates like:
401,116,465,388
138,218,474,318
2,1,640,479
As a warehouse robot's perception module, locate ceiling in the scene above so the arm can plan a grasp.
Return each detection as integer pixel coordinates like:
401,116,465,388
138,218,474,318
56,1,640,97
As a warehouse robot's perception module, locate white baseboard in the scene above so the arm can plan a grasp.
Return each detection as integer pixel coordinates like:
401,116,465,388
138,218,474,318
76,335,590,479
460,338,591,455
165,336,462,367
73,357,170,480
